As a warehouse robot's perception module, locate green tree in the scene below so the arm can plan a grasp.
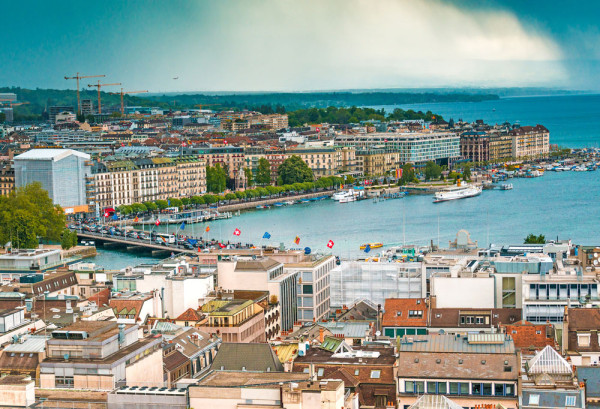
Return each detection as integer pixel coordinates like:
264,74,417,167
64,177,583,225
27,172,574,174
225,193,237,203
524,234,546,244
206,164,227,193
168,198,183,209
117,205,132,215
424,161,442,181
256,158,272,186
155,200,169,210
462,164,472,181
399,163,415,185
70,230,78,248
130,203,147,214
278,156,314,185
143,201,158,212
243,167,254,187
0,182,66,249
181,197,190,206
191,195,205,206
235,191,246,201
61,229,75,250
202,194,217,205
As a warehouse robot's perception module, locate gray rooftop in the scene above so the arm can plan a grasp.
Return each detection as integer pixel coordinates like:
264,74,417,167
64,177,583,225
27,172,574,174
398,334,515,354
211,343,284,372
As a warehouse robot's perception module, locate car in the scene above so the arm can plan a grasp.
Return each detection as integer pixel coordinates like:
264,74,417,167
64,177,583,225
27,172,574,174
138,233,148,240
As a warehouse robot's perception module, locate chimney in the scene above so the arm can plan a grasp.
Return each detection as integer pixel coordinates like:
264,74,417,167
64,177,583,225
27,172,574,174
319,327,324,343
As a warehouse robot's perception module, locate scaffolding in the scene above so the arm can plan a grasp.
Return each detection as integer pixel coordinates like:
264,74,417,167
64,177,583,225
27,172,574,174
330,261,424,307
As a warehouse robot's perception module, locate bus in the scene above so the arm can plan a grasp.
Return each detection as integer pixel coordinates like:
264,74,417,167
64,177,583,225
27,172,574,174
152,232,176,244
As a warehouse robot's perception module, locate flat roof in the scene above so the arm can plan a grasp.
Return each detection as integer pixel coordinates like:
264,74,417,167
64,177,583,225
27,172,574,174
196,370,309,388
14,148,90,161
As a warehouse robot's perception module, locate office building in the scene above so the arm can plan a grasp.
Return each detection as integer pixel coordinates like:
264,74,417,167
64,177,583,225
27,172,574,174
48,106,75,124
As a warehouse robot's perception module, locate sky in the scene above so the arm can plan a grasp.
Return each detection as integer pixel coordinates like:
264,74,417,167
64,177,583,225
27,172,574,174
2,0,600,92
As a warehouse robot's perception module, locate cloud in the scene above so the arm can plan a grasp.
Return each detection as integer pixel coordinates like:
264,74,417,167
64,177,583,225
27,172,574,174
167,0,567,91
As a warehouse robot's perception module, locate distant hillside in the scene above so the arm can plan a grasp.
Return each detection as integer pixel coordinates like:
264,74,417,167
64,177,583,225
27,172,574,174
1,86,499,120
143,91,499,110
0,87,168,120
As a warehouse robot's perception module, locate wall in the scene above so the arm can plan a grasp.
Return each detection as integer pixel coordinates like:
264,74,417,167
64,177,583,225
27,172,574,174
0,380,35,407
431,277,495,309
125,346,164,388
189,386,280,409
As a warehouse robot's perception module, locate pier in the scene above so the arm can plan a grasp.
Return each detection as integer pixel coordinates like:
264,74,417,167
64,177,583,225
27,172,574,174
77,232,195,257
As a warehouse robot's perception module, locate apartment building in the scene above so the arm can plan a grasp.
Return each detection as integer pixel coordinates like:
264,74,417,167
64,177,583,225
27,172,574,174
509,125,550,158
489,132,513,161
356,147,401,176
216,256,299,331
92,155,207,210
186,146,245,179
396,334,518,409
0,161,14,196
39,321,163,390
198,298,266,343
286,147,344,178
562,307,600,366
460,131,490,163
280,255,335,324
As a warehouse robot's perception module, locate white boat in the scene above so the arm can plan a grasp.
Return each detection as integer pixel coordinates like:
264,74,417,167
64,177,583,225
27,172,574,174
332,189,362,202
434,182,482,203
500,183,513,190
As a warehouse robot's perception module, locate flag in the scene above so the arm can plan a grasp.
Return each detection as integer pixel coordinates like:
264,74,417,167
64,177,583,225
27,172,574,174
134,216,139,223
205,226,210,232
218,243,226,248
294,236,300,245
180,222,186,231
263,232,271,239
104,212,110,218
112,214,118,221
155,219,161,226
364,244,371,253
168,199,171,206
233,228,241,236
327,240,334,249
161,237,166,242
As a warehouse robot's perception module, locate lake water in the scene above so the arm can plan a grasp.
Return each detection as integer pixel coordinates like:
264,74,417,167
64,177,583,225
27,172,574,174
94,94,600,268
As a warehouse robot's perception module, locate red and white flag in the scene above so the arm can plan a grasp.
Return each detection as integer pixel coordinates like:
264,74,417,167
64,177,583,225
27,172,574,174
218,243,226,248
233,228,241,236
104,212,110,218
327,240,334,249
155,219,161,226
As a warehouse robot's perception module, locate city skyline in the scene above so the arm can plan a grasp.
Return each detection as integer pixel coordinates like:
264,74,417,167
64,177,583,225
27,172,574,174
2,0,600,92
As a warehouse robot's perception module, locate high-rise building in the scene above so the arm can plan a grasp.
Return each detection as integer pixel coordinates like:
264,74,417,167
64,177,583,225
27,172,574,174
0,93,17,102
14,149,91,209
80,99,93,116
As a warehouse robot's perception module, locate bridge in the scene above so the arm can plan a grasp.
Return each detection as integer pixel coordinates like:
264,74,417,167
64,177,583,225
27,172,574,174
76,231,196,257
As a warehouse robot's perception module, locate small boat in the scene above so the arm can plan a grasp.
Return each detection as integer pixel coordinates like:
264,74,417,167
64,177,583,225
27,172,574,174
360,242,383,250
273,202,284,207
500,183,513,190
285,200,296,205
434,181,482,203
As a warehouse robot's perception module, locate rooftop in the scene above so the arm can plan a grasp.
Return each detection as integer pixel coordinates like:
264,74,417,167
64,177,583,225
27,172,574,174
398,334,516,354
196,370,308,388
14,148,89,161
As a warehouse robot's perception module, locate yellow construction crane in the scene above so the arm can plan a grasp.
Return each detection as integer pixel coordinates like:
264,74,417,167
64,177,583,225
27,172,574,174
110,88,149,115
0,99,30,109
87,81,121,114
64,73,105,113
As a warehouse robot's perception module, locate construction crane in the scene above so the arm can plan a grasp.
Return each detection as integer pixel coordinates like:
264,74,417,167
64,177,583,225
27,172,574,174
109,89,149,115
87,81,121,114
0,99,30,109
64,73,105,113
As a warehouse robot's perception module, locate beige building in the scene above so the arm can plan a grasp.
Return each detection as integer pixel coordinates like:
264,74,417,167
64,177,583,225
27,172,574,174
198,299,266,343
286,147,344,178
510,125,550,158
188,371,349,409
93,156,206,210
356,148,401,176
39,321,163,391
489,132,513,162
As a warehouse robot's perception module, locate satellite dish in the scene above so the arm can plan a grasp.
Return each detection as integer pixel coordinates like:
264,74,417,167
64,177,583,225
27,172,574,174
375,331,381,337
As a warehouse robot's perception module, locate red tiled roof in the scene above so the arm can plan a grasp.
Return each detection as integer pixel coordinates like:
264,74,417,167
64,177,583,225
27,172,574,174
382,298,428,327
175,308,203,322
88,288,110,307
109,297,151,321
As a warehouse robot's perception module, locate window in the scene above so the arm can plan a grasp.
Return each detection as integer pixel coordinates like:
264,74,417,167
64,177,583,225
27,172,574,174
578,333,591,347
427,382,436,393
405,381,414,393
565,396,576,407
354,369,359,376
438,382,446,394
460,383,469,395
529,394,540,406
494,384,504,396
409,310,423,318
370,370,381,379
472,383,481,395
317,368,324,377
302,285,313,295
482,383,492,396
55,376,74,388
505,384,514,396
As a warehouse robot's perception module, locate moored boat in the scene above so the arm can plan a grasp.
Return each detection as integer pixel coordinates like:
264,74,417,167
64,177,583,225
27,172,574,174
360,242,383,250
434,181,482,203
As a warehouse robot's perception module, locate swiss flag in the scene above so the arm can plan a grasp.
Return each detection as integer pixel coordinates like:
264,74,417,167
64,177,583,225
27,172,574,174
233,228,241,236
104,212,110,218
327,240,334,249
218,243,226,248
155,219,161,226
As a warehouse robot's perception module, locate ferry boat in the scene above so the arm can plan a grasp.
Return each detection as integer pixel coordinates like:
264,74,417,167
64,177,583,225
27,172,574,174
360,242,383,250
332,188,364,203
434,181,482,203
500,183,513,190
